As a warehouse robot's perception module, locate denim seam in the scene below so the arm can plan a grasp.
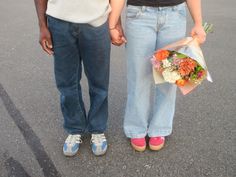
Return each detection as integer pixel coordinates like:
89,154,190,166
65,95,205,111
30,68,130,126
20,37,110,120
75,59,86,128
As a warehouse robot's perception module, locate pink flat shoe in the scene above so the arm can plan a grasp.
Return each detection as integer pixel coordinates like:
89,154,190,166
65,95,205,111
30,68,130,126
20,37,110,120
131,138,146,152
149,137,165,151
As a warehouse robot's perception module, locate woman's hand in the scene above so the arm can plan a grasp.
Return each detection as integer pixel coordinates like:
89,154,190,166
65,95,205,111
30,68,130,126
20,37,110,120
186,0,206,44
191,24,206,44
109,23,127,46
108,0,126,45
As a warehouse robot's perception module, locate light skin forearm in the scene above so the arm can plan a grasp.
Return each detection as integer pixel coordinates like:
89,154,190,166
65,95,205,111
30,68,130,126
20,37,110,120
109,0,125,29
108,0,126,45
186,0,203,26
34,0,48,29
186,0,206,44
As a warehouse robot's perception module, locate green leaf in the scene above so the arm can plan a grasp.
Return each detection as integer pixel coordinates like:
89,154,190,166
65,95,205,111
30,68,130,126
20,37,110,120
203,22,214,34
176,53,188,59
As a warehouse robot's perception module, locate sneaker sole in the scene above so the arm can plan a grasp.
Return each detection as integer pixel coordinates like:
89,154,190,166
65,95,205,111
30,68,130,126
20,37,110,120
92,147,107,156
149,143,164,151
93,151,107,156
131,143,146,152
63,150,78,157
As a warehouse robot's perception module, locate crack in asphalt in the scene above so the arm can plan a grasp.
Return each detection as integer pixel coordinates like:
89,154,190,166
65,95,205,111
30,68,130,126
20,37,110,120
0,83,61,177
5,156,31,177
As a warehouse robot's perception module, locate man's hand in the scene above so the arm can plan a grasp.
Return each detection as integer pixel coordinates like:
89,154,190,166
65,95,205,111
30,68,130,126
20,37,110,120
39,27,53,55
191,24,206,44
109,0,126,45
34,0,53,54
110,23,126,46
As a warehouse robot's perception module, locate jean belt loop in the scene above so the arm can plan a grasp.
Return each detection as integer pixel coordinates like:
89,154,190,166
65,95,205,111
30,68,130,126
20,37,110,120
141,6,146,12
172,5,177,11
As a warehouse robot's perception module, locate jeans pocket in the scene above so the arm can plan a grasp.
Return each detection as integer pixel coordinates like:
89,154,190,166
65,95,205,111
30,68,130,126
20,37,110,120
47,15,69,34
175,4,186,19
177,8,186,18
126,5,142,19
47,15,59,31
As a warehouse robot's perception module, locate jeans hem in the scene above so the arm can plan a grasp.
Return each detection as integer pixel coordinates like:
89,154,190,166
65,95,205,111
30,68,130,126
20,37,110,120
124,131,147,138
88,130,106,134
64,128,86,135
148,129,172,137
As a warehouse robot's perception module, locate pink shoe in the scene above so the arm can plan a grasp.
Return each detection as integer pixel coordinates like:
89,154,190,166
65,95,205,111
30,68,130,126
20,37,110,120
131,138,146,152
149,137,165,151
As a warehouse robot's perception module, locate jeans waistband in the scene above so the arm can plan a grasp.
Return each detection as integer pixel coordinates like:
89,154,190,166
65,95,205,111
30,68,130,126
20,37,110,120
127,0,185,7
127,2,185,12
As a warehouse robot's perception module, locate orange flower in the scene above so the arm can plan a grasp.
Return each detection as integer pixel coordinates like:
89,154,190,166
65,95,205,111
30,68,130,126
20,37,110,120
154,50,170,61
178,58,196,76
176,79,186,86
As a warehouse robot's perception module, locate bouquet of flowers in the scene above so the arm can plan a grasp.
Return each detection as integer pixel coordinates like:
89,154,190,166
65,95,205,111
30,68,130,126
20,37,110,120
151,23,213,95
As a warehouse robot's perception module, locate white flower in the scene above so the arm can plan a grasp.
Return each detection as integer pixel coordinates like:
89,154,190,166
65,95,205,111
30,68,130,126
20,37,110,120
162,59,171,68
162,68,181,83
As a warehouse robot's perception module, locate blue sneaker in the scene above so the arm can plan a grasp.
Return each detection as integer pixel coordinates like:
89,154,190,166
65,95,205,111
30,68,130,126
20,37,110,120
63,134,82,156
91,133,107,156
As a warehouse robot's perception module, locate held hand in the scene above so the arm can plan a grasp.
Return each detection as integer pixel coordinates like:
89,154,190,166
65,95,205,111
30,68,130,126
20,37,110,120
39,27,53,55
191,24,206,44
110,28,123,46
109,23,127,46
116,23,127,44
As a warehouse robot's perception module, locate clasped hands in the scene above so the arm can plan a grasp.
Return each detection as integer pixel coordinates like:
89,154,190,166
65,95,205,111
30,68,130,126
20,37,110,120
109,21,127,46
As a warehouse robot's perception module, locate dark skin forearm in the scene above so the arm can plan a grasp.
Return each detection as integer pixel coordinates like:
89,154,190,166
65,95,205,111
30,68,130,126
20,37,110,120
34,0,48,29
34,0,53,55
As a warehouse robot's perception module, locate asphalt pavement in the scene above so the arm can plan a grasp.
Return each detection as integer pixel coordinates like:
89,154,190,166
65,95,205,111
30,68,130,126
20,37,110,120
0,0,235,177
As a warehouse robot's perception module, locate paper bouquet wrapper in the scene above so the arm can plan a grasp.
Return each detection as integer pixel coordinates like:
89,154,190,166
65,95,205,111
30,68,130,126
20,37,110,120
153,37,213,95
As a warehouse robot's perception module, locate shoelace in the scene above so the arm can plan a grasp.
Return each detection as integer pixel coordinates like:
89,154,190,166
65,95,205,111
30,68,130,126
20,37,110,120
91,134,106,145
65,134,82,144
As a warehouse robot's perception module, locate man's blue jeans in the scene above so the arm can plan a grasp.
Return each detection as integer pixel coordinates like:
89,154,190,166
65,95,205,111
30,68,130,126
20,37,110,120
48,16,111,135
124,3,186,138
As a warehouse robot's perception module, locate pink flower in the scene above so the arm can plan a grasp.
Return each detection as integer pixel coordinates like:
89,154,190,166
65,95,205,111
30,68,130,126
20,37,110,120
151,57,161,69
197,70,205,79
